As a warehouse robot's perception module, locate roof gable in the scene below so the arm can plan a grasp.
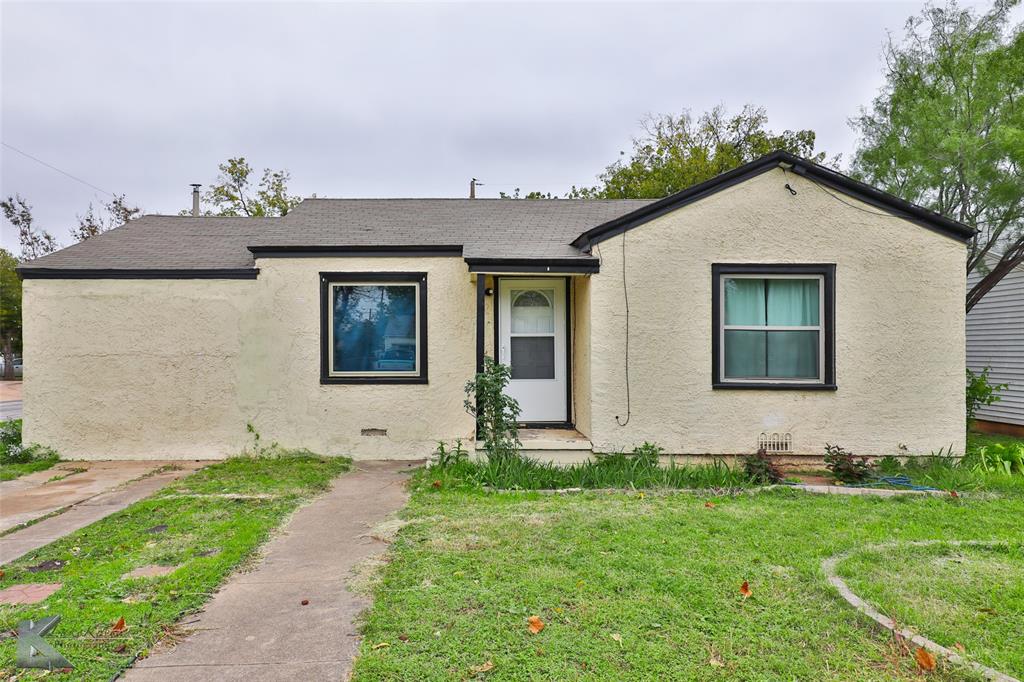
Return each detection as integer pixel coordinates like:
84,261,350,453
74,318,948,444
571,151,975,250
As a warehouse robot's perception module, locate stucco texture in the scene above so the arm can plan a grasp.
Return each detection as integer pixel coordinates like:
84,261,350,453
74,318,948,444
23,257,477,460
584,168,966,457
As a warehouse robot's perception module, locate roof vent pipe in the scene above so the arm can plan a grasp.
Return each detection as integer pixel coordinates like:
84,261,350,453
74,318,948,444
469,178,477,199
190,184,201,216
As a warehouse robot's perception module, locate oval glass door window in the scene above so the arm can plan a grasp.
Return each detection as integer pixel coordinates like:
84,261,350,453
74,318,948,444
511,289,554,334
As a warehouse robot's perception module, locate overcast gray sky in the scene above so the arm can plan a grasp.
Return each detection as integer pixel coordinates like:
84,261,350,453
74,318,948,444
0,1,997,254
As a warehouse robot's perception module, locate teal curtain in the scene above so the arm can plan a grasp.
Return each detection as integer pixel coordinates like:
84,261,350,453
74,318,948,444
723,277,820,380
766,279,819,325
724,279,765,325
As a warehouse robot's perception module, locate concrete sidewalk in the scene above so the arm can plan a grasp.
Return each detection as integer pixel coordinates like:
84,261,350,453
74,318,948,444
124,459,415,682
1,461,207,563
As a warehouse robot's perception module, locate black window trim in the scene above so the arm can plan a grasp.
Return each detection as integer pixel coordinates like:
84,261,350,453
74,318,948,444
711,263,836,390
320,271,428,385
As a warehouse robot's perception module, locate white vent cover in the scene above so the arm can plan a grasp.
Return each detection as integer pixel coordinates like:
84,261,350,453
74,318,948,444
758,432,792,453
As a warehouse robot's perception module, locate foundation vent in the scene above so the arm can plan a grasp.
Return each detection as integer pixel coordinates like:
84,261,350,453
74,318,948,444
758,432,792,453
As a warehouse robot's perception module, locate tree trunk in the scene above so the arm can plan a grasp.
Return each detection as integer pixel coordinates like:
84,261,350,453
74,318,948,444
966,251,1024,312
1,338,13,382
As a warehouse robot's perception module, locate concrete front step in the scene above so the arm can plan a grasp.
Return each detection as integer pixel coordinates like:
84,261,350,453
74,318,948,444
476,428,595,464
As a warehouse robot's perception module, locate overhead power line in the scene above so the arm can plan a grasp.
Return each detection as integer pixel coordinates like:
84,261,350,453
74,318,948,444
1,141,114,197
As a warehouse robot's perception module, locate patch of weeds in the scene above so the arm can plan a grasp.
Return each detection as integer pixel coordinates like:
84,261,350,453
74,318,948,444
0,418,61,480
45,466,88,484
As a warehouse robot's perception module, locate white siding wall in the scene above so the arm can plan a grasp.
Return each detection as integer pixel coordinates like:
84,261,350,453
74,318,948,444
967,260,1024,426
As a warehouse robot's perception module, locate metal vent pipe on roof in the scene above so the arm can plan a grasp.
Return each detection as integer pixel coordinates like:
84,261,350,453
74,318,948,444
190,184,201,216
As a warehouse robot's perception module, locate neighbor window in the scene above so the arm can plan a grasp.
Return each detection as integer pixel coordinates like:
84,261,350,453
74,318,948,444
712,264,835,389
320,272,427,384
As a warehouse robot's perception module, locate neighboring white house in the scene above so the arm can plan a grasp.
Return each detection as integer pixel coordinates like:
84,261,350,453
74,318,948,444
967,257,1024,434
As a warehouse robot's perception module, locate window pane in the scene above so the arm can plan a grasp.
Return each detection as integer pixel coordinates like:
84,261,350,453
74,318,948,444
767,330,819,378
766,279,819,326
724,330,766,378
511,289,554,333
332,284,417,373
511,337,555,379
724,278,766,325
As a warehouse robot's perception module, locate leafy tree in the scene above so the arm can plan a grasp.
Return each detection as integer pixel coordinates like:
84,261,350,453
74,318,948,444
498,189,554,199
569,105,829,199
195,157,301,217
1,194,57,260
852,0,1024,311
72,194,141,241
0,249,21,380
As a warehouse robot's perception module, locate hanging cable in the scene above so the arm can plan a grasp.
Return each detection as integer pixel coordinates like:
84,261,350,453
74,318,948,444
2,142,114,197
615,229,631,427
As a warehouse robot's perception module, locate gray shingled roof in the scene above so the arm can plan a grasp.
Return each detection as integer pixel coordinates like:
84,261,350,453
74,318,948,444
19,198,655,272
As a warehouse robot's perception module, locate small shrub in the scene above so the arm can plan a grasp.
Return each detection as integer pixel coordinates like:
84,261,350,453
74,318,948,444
434,438,468,467
742,448,783,484
0,419,58,464
966,442,1024,476
465,357,521,464
631,441,663,467
823,443,874,483
966,367,1007,427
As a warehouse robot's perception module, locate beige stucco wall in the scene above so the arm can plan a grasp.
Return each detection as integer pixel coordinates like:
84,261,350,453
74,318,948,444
586,168,966,457
23,257,478,460
571,276,592,437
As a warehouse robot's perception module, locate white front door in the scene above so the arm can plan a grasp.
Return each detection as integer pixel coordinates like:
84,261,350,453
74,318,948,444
497,278,568,423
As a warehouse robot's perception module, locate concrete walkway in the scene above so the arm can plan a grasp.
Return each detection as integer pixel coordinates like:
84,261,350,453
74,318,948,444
1,461,207,563
124,459,415,682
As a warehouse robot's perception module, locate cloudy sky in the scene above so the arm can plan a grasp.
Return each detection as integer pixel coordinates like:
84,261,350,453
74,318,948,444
0,1,998,254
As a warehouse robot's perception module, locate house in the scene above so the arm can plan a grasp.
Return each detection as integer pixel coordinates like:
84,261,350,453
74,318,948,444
17,151,973,462
967,256,1024,436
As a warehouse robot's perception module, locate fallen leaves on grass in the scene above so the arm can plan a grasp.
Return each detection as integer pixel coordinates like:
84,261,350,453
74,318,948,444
398,633,409,642
739,581,752,599
111,617,127,634
914,646,937,672
709,650,725,668
469,660,495,674
432,480,442,489
953,643,966,653
610,633,622,647
372,641,390,650
704,501,716,509
527,616,545,634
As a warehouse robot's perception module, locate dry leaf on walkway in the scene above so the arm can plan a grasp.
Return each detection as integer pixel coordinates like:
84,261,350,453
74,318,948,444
469,660,495,674
527,616,545,634
372,642,390,650
301,599,309,606
949,490,959,498
111,617,126,634
914,647,937,672
739,581,752,599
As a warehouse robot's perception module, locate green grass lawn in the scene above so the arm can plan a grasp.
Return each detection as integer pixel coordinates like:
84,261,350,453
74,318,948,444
351,473,1023,681
0,454,60,481
838,541,1023,677
0,454,350,680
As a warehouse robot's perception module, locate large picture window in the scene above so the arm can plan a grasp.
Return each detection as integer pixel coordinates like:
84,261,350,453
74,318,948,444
712,264,835,389
320,272,427,384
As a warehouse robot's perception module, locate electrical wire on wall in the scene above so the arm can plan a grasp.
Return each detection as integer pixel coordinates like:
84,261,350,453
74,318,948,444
615,229,631,427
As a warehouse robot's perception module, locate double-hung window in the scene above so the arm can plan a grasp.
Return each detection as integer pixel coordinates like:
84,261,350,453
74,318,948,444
320,272,428,384
712,264,835,389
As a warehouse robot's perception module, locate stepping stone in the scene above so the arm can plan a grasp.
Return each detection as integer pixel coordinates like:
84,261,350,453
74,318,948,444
0,583,62,605
122,565,177,579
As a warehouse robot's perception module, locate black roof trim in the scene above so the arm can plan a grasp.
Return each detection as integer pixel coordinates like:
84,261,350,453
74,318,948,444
17,267,260,280
249,245,463,258
571,150,975,250
465,257,600,274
